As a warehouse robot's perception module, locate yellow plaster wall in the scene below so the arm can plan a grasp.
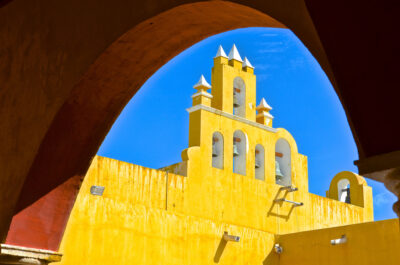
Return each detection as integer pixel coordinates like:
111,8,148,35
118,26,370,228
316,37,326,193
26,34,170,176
326,171,374,220
182,124,372,234
59,156,277,265
59,53,375,264
184,95,373,233
188,109,308,189
211,57,256,121
277,218,400,265
192,94,211,107
59,156,374,265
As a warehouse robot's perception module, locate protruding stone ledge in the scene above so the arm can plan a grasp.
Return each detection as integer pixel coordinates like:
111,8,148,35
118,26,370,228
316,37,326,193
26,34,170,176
0,244,62,265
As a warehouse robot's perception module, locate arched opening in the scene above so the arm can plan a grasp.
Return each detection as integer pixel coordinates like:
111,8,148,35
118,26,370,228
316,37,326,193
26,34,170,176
3,1,287,250
4,0,398,253
233,77,246,117
233,130,247,175
275,138,291,186
337,178,351,203
255,144,265,180
212,132,224,169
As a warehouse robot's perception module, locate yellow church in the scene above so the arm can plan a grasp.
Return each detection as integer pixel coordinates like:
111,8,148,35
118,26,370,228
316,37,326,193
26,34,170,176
57,45,399,265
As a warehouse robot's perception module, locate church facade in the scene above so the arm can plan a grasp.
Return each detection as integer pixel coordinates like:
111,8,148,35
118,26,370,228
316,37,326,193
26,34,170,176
57,45,398,265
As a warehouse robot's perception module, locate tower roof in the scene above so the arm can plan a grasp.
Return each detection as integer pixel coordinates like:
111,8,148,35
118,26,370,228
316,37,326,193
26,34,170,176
256,98,272,111
243,57,254,69
215,45,228,58
193,75,211,89
228,44,243,62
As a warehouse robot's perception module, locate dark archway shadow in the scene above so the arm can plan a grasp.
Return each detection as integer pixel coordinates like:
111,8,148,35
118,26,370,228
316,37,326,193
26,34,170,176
5,1,287,250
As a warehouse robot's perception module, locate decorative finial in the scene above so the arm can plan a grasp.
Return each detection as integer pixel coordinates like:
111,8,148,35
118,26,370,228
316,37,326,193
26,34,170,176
193,75,211,89
256,98,274,127
243,57,254,69
256,98,272,111
228,44,243,62
215,45,228,58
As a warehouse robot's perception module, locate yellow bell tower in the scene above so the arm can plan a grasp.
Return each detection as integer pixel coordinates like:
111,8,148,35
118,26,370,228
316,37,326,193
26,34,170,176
211,44,257,121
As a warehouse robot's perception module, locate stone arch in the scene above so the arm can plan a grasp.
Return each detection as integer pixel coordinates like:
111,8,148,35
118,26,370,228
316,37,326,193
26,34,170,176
4,2,287,250
275,138,291,186
212,132,224,169
255,144,265,180
337,178,351,203
7,0,376,252
327,171,370,207
233,77,246,117
233,130,247,175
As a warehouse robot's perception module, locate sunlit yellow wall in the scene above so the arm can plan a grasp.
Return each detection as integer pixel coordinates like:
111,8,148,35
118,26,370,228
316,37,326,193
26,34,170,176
60,155,374,265
326,171,374,220
277,218,400,265
183,107,373,234
211,56,256,121
59,156,278,265
182,53,373,234
59,53,377,264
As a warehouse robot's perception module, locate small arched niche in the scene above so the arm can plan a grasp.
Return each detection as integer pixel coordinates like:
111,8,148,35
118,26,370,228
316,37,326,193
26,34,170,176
327,171,370,208
212,132,224,169
233,130,247,175
275,138,291,186
337,178,351,203
233,77,246,118
255,144,265,180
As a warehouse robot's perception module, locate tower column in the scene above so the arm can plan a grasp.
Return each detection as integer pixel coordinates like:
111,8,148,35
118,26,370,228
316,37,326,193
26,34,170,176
256,98,274,127
191,75,212,107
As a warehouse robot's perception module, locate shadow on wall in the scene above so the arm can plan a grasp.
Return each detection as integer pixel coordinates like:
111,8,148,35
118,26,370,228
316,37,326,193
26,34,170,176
213,234,228,263
263,246,279,264
267,188,295,221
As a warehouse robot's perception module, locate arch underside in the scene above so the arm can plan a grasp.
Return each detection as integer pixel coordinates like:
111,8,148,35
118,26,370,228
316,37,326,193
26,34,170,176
233,130,247,175
212,132,224,169
3,1,287,250
338,179,350,203
233,77,246,117
275,138,292,186
1,0,399,252
255,144,265,180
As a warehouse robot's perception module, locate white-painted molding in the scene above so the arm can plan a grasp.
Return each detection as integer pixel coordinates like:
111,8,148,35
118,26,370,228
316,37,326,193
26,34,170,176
256,111,274,119
0,244,62,264
186,105,277,133
191,91,213,99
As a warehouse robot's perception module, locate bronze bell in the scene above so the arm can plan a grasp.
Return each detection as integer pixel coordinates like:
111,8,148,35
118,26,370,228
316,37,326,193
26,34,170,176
212,145,218,157
275,160,284,180
233,94,240,108
255,161,260,168
342,187,351,204
233,144,239,156
212,137,219,157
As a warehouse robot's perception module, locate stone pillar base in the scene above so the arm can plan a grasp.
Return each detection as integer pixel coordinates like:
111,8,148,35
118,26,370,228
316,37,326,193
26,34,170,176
384,168,400,218
0,244,62,265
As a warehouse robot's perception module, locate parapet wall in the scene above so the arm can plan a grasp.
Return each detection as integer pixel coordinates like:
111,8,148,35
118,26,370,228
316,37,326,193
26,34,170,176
59,156,276,265
59,156,376,265
277,218,400,265
66,156,372,233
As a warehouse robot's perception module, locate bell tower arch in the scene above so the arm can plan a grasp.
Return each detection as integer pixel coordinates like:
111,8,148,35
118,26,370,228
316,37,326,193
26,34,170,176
211,44,256,121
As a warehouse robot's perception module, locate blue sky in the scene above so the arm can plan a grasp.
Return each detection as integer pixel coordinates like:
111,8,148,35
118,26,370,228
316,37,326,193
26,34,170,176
98,27,396,221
